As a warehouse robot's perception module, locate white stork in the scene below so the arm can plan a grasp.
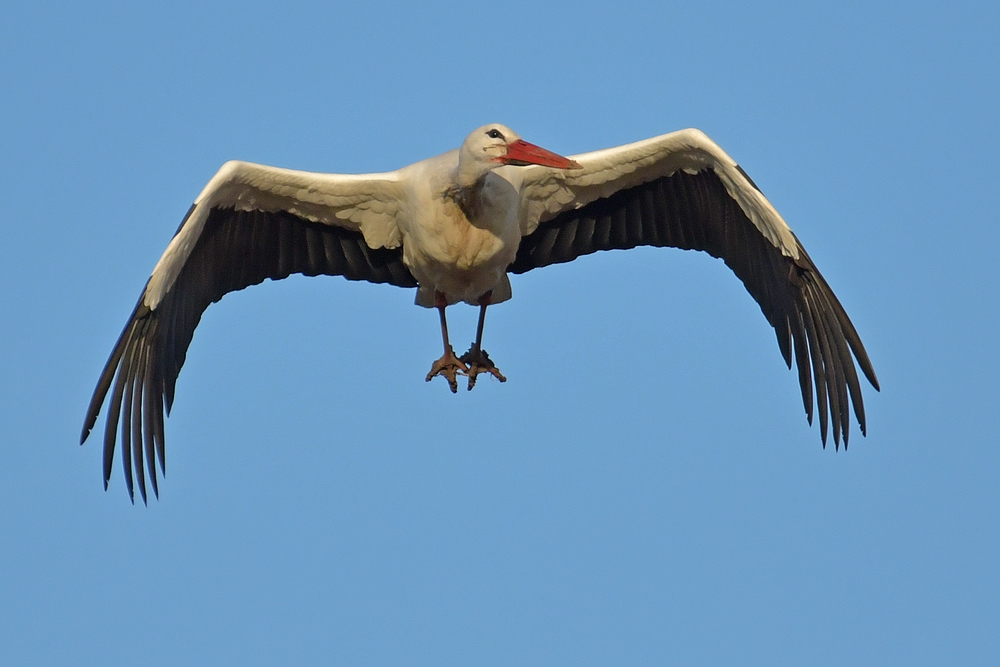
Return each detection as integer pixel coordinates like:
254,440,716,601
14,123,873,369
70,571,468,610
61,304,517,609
81,124,879,502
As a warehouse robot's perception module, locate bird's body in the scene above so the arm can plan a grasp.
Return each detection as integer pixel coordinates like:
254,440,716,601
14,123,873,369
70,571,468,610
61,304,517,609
82,124,879,503
398,152,520,306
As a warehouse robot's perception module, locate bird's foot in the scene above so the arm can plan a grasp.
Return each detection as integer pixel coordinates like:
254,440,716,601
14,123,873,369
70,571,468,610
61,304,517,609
459,345,507,391
425,347,468,393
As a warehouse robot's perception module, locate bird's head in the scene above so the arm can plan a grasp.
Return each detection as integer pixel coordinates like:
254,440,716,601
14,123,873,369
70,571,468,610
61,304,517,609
457,124,580,186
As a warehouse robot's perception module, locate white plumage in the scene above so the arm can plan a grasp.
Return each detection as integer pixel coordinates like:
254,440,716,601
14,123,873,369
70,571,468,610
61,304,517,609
83,123,879,502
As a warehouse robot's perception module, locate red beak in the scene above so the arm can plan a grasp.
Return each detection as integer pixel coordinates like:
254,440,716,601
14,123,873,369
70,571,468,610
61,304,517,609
499,139,581,169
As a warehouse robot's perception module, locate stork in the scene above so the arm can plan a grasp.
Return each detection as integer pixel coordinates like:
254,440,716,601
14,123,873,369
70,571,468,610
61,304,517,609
81,124,879,502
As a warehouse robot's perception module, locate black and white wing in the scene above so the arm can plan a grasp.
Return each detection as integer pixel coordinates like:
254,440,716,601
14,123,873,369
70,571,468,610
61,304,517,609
81,161,416,502
507,129,879,446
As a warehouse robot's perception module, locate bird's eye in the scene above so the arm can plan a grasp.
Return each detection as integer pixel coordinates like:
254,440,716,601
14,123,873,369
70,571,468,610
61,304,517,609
487,129,504,140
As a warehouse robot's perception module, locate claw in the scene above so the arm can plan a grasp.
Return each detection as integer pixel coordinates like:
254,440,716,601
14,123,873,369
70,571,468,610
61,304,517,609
426,347,469,393
460,345,506,390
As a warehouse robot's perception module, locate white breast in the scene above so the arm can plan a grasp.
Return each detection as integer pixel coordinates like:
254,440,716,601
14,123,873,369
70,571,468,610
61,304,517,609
399,168,521,304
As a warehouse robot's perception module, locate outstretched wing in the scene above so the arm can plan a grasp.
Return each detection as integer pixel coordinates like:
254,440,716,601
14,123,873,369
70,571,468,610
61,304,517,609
81,161,416,503
509,129,879,447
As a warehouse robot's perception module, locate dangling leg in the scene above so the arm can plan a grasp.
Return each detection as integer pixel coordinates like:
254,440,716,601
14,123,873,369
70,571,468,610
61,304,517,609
425,291,468,393
460,290,507,390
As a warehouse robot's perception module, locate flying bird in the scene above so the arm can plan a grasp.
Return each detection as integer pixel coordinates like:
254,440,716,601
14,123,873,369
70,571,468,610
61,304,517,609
82,124,879,502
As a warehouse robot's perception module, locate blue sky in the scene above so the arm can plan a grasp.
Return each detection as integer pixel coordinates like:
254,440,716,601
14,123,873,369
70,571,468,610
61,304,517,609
2,1,998,665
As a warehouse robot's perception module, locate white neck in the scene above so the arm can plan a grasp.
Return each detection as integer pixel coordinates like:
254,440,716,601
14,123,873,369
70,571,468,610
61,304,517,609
455,145,496,189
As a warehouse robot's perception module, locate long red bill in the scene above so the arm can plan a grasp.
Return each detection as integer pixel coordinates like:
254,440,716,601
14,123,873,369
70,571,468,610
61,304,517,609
499,139,581,169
